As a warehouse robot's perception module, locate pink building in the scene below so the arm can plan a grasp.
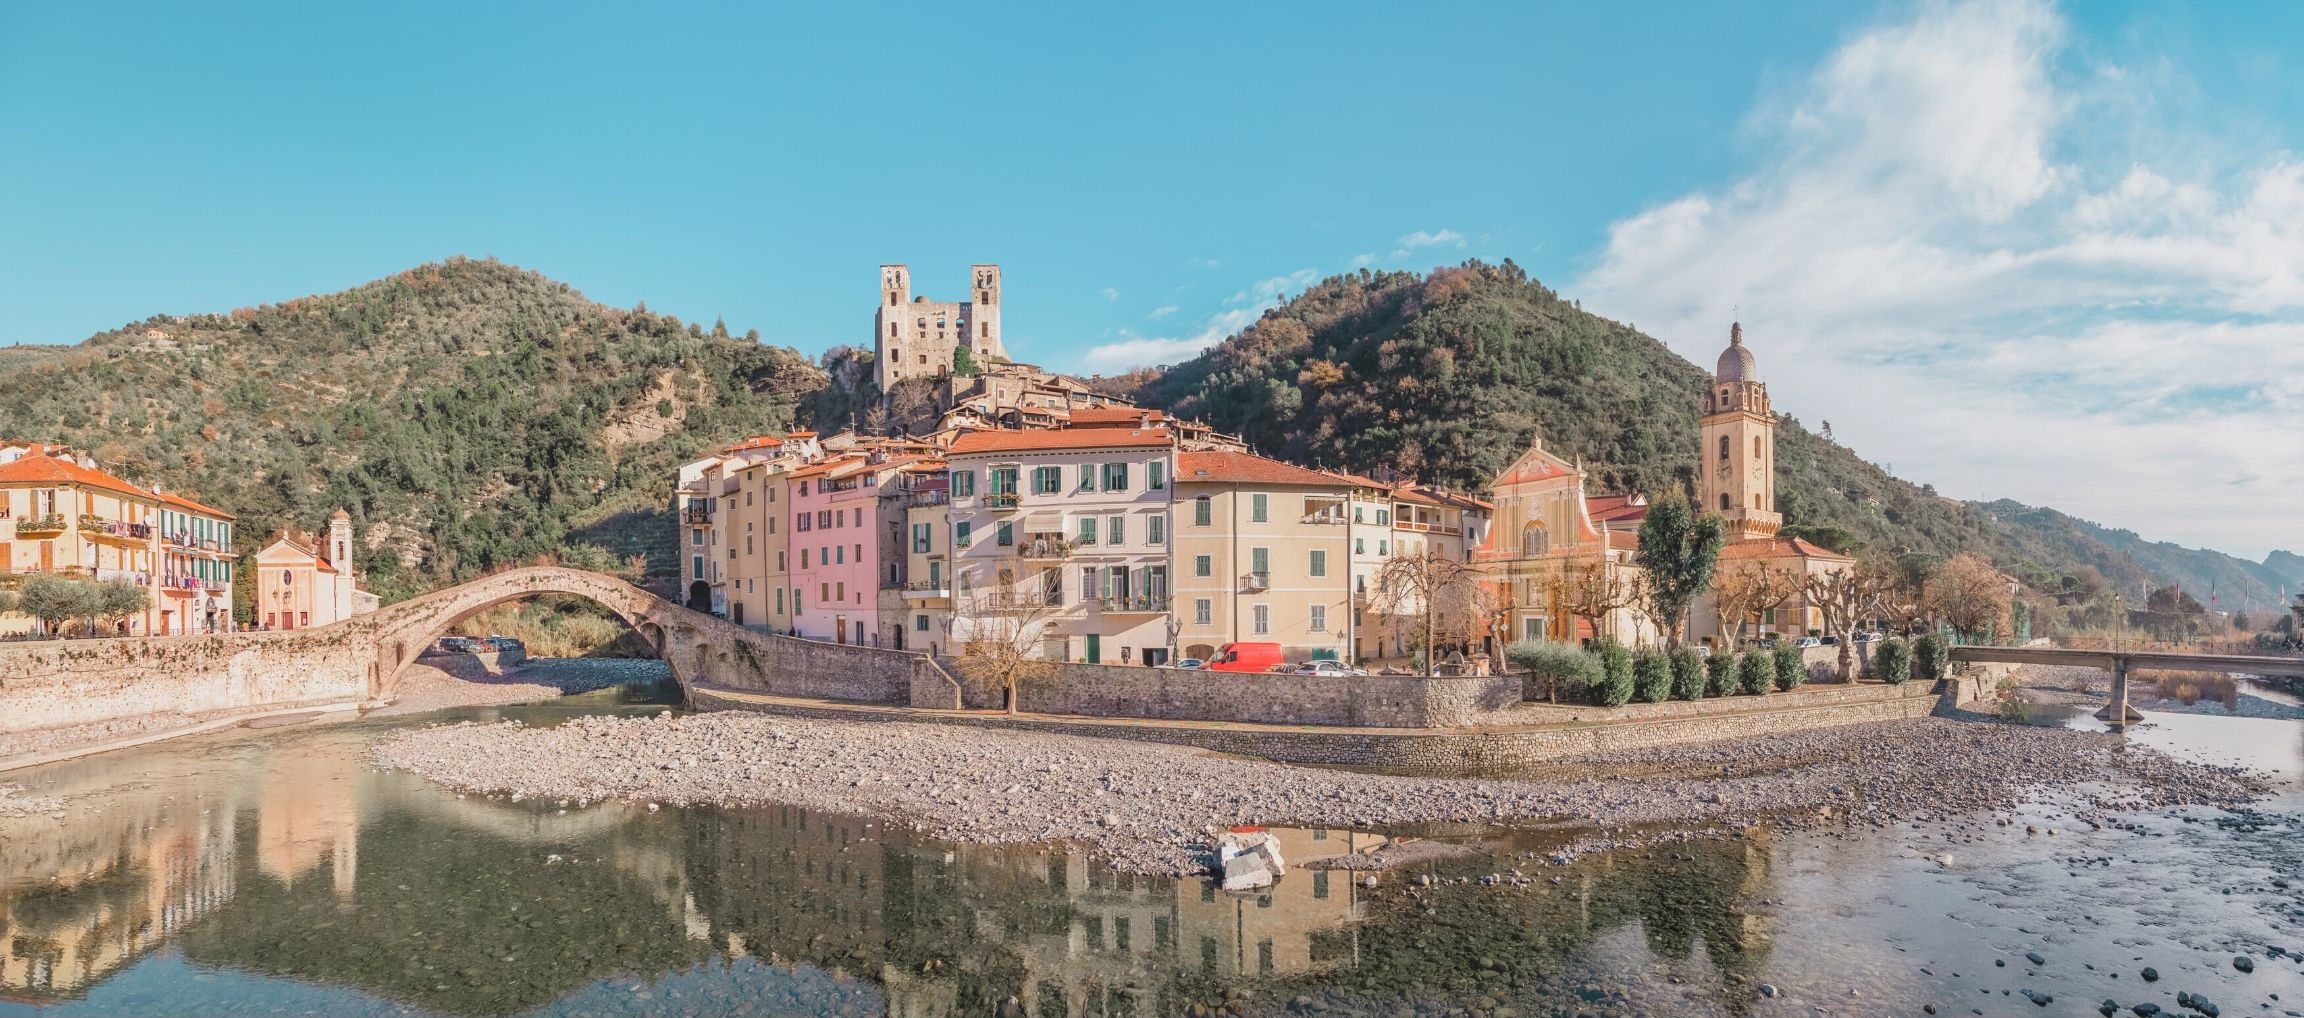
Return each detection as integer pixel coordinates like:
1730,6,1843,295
787,453,905,645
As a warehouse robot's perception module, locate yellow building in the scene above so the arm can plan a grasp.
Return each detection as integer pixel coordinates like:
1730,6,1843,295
1170,450,1355,663
0,442,236,635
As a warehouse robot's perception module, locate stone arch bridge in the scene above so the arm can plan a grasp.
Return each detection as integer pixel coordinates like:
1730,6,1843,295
0,567,963,743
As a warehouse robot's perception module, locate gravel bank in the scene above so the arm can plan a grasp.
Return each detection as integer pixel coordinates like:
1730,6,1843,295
372,658,670,716
375,710,2267,874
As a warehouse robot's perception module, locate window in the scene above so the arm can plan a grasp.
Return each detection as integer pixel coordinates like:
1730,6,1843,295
853,508,862,527
956,521,973,546
997,521,1013,547
915,614,930,631
1720,493,1731,511
1378,539,1389,555
1107,516,1124,545
1149,461,1166,490
989,466,1019,496
1251,547,1269,574
1376,509,1390,526
1520,522,1548,556
836,581,845,601
1080,567,1098,603
1079,463,1096,490
1147,517,1165,545
913,523,931,553
1754,435,1763,458
776,589,785,614
1252,604,1270,635
794,589,803,613
692,555,704,579
1193,496,1212,526
1194,554,1211,577
1719,435,1731,461
800,482,810,496
1354,537,1365,554
1195,598,1212,625
1078,517,1097,545
797,513,812,533
821,582,830,602
691,530,704,546
1250,493,1268,522
1309,549,1326,577
1310,605,1327,631
1354,506,1364,523
835,545,845,564
777,551,786,570
954,470,976,496
1033,466,1062,495
1102,462,1129,491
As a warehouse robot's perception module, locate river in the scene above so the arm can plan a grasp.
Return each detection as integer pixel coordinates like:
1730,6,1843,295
1,677,2299,1017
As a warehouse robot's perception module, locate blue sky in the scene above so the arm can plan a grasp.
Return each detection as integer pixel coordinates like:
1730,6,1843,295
2,1,2299,558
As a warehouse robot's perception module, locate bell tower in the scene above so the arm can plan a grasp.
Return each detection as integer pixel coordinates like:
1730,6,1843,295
968,263,1004,362
1698,322,1780,540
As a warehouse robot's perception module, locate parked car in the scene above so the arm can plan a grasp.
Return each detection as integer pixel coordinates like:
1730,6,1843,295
1694,645,1713,658
1206,642,1286,673
1169,657,1206,670
488,636,524,652
1792,636,1822,649
1288,660,1366,677
1819,635,1840,646
1853,631,1884,643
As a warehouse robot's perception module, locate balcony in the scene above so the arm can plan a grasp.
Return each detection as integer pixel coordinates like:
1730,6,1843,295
905,490,950,509
12,513,65,536
88,520,154,544
159,575,203,596
682,508,714,525
977,590,1062,612
981,492,1022,511
1240,571,1271,592
1097,594,1171,614
1018,536,1074,560
902,579,951,599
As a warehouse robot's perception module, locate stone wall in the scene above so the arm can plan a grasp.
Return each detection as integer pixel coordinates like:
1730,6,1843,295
1006,661,1519,728
0,631,374,736
692,678,1948,777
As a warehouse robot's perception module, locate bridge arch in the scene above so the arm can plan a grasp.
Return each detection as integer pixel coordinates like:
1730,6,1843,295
368,567,691,698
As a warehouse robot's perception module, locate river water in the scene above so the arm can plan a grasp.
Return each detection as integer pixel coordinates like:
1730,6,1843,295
1,682,2299,1018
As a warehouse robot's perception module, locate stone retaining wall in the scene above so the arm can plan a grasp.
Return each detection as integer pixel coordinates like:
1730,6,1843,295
0,631,374,735
1005,661,1519,727
690,679,1949,777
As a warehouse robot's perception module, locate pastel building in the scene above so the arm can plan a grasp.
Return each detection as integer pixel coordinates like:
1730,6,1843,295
0,441,236,635
252,510,377,630
1170,450,1354,663
945,422,1175,666
787,452,909,645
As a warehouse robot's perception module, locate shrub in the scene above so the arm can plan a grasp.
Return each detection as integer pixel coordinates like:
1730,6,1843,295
1874,637,1912,685
1704,652,1737,697
1914,632,1950,682
1669,645,1706,701
1592,639,1635,707
1632,648,1674,703
1738,651,1773,695
1772,644,1804,692
1505,639,1599,703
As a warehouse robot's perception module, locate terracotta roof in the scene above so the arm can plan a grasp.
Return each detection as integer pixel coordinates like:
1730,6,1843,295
722,435,786,453
1587,494,1648,525
0,445,150,500
1175,450,1345,487
1719,536,1853,562
948,428,1172,456
155,490,236,520
1067,408,1166,428
1606,531,1641,551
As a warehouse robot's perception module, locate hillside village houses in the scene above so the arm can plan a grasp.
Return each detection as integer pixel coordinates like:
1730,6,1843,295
0,440,238,636
674,264,1837,670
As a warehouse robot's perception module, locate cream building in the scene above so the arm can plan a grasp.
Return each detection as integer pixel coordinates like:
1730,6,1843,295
1171,450,1355,663
945,423,1174,666
875,263,1007,389
0,441,236,636
1477,439,1657,648
252,510,377,630
896,458,952,654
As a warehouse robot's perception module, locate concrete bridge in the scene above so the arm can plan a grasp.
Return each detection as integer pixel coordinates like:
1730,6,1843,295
1951,644,2304,723
0,567,965,757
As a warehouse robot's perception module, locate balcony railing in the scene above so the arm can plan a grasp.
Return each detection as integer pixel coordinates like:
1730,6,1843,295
162,532,227,553
1240,571,1270,592
1394,521,1463,536
12,514,65,535
982,492,1021,510
1018,537,1073,560
1301,513,1347,526
682,508,714,524
159,575,203,593
902,580,951,598
1098,594,1171,613
905,490,950,509
89,520,154,542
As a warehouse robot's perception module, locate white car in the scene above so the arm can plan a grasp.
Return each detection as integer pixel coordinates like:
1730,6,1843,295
1289,660,1366,677
1792,636,1822,649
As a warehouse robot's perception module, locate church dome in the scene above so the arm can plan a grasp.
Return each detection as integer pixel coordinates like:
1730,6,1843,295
1715,322,1756,382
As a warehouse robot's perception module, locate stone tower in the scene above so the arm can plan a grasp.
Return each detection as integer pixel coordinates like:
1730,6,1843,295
873,263,1006,391
327,509,355,575
1699,322,1780,540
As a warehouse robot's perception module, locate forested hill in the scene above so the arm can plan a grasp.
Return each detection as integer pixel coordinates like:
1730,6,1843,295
0,258,823,603
1125,260,2292,606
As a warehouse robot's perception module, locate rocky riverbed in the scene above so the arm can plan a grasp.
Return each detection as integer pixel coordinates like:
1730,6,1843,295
374,710,2269,874
372,657,670,716
2012,663,2304,720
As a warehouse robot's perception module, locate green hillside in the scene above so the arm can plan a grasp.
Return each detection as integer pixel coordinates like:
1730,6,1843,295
0,258,823,602
1128,261,2287,608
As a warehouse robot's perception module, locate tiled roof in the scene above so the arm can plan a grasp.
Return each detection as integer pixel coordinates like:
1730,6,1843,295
1175,451,1346,487
722,435,786,453
155,490,236,520
1719,536,1853,561
1587,494,1648,525
0,445,150,500
948,428,1172,456
1067,407,1165,428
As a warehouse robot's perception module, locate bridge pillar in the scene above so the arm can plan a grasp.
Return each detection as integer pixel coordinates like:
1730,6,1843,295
2094,658,2144,726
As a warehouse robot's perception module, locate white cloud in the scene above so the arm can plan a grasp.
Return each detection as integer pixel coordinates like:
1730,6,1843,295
1082,307,1262,371
1349,253,1376,269
1148,305,1179,319
1397,229,1467,249
1572,0,2303,558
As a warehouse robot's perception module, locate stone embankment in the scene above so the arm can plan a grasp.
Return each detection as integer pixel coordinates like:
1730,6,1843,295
375,711,2266,874
373,658,669,716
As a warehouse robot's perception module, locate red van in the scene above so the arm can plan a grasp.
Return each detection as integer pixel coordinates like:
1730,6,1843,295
1205,642,1285,673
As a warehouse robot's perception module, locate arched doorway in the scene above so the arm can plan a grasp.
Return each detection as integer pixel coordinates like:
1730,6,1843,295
686,581,710,611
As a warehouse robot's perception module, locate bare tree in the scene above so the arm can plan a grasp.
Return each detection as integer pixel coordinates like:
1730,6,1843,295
1372,548,1486,673
1802,564,1887,682
953,558,1065,714
1709,562,1800,653
1548,556,1637,644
